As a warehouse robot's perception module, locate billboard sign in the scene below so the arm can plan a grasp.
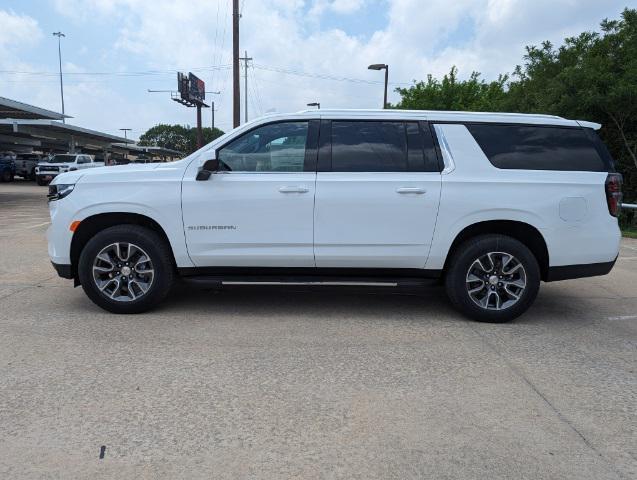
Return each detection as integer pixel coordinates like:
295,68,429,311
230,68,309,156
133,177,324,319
188,73,206,103
176,72,205,104
177,72,187,100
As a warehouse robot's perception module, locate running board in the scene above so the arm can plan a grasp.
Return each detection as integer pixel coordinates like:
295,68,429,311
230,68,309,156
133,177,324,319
182,275,437,288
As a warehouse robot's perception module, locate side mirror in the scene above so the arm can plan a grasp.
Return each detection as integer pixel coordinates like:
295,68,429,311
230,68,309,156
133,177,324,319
196,158,219,181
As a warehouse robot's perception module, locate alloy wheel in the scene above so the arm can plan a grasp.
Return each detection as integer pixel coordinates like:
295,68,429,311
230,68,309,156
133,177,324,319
92,242,155,302
465,251,527,310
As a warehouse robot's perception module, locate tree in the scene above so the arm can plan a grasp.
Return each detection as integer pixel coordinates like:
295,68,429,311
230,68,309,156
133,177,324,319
395,67,509,112
504,8,637,201
394,8,637,202
138,124,225,155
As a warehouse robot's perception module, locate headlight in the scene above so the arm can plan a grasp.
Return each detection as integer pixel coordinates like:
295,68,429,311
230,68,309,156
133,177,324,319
47,184,75,202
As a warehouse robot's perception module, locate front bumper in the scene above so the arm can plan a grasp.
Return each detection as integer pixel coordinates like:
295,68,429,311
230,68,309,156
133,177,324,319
52,262,73,279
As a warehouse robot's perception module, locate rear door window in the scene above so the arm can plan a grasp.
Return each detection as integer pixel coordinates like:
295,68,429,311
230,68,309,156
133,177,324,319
467,124,608,172
329,121,438,172
331,121,407,172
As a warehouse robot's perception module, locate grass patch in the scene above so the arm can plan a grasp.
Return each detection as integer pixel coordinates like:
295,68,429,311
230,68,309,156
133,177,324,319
622,226,637,239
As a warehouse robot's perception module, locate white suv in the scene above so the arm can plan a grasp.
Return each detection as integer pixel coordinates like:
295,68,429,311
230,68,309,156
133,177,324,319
46,110,622,322
36,153,104,186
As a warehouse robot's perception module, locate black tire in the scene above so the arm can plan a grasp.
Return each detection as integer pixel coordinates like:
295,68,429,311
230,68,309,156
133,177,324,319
1,169,11,182
445,234,540,323
36,177,47,186
29,169,36,181
78,225,174,314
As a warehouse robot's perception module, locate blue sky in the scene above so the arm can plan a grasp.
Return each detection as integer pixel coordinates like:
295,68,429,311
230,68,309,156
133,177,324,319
0,0,631,140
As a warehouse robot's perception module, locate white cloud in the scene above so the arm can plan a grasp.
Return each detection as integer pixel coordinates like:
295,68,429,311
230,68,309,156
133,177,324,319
310,0,366,16
3,0,629,138
0,9,42,48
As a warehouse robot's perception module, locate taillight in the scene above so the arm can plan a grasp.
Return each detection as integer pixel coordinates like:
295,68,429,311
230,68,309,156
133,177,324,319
605,173,623,217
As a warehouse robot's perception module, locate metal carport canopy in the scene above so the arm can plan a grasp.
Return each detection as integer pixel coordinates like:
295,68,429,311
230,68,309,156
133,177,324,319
0,119,128,151
0,96,70,121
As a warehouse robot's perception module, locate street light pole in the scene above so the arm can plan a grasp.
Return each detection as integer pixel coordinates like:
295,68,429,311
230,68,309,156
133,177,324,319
119,128,132,161
383,65,389,109
53,32,66,122
119,128,131,143
368,63,389,109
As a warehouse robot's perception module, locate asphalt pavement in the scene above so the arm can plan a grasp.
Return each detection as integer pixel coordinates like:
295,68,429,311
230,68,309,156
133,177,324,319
1,182,636,479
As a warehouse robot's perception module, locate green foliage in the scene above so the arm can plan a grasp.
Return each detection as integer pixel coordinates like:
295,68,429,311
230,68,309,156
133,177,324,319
396,67,509,112
395,8,637,201
138,124,225,155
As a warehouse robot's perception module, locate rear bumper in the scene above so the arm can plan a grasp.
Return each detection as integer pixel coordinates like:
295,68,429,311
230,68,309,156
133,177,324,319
545,257,617,282
52,262,73,279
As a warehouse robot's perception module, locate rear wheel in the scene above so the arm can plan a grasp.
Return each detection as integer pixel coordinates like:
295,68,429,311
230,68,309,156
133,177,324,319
1,169,12,182
445,234,540,322
78,225,174,313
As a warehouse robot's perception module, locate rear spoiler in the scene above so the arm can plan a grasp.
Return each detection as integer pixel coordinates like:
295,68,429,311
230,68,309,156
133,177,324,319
576,120,601,130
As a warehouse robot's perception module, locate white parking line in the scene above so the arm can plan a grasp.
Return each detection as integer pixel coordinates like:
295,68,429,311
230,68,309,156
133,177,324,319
24,221,50,229
607,315,637,321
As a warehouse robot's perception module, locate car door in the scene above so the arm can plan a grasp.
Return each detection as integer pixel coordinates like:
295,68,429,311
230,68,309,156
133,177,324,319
75,156,88,169
314,120,442,269
182,120,319,267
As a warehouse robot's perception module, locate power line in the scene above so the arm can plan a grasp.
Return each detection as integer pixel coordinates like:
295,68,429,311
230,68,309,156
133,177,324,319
0,65,231,77
210,0,222,91
252,64,411,86
250,63,265,116
216,0,232,104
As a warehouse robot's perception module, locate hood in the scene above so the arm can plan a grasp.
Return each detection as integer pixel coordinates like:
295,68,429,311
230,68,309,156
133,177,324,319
51,162,163,185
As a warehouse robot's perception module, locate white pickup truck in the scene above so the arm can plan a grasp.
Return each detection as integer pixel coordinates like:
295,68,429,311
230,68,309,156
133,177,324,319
36,154,104,186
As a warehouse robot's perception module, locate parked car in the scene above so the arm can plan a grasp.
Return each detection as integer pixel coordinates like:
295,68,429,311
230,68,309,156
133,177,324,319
46,110,622,321
0,151,16,182
15,153,41,180
35,153,104,186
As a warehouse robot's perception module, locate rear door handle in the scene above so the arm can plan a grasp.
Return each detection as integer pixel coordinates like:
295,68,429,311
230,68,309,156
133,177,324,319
396,187,426,194
279,186,309,194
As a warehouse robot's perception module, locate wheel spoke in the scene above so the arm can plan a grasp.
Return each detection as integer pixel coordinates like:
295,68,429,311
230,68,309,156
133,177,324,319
504,285,520,300
503,262,522,275
502,278,525,288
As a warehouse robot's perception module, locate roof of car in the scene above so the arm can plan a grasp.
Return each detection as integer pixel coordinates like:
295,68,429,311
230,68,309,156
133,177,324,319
281,109,600,129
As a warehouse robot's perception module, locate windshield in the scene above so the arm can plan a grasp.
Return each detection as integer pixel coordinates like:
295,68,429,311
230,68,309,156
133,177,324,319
49,154,76,163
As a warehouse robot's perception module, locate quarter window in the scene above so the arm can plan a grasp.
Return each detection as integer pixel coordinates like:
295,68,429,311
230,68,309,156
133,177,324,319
467,124,607,172
218,121,308,172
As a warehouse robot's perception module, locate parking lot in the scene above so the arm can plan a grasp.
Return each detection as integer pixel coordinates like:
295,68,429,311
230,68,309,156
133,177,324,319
0,181,635,479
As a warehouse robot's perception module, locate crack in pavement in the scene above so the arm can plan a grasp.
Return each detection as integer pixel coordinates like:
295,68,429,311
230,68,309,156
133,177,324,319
468,324,630,480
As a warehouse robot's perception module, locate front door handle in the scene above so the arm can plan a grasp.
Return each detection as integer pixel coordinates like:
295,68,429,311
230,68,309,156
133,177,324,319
396,187,426,194
279,186,309,194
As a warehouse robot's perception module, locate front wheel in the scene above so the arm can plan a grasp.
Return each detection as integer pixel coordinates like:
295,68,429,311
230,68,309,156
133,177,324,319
445,234,540,323
78,225,174,313
1,169,12,182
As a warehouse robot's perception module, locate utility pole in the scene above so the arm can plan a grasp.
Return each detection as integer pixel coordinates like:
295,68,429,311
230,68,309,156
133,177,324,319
232,0,240,128
211,101,215,131
240,51,252,124
52,32,66,122
196,105,203,148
